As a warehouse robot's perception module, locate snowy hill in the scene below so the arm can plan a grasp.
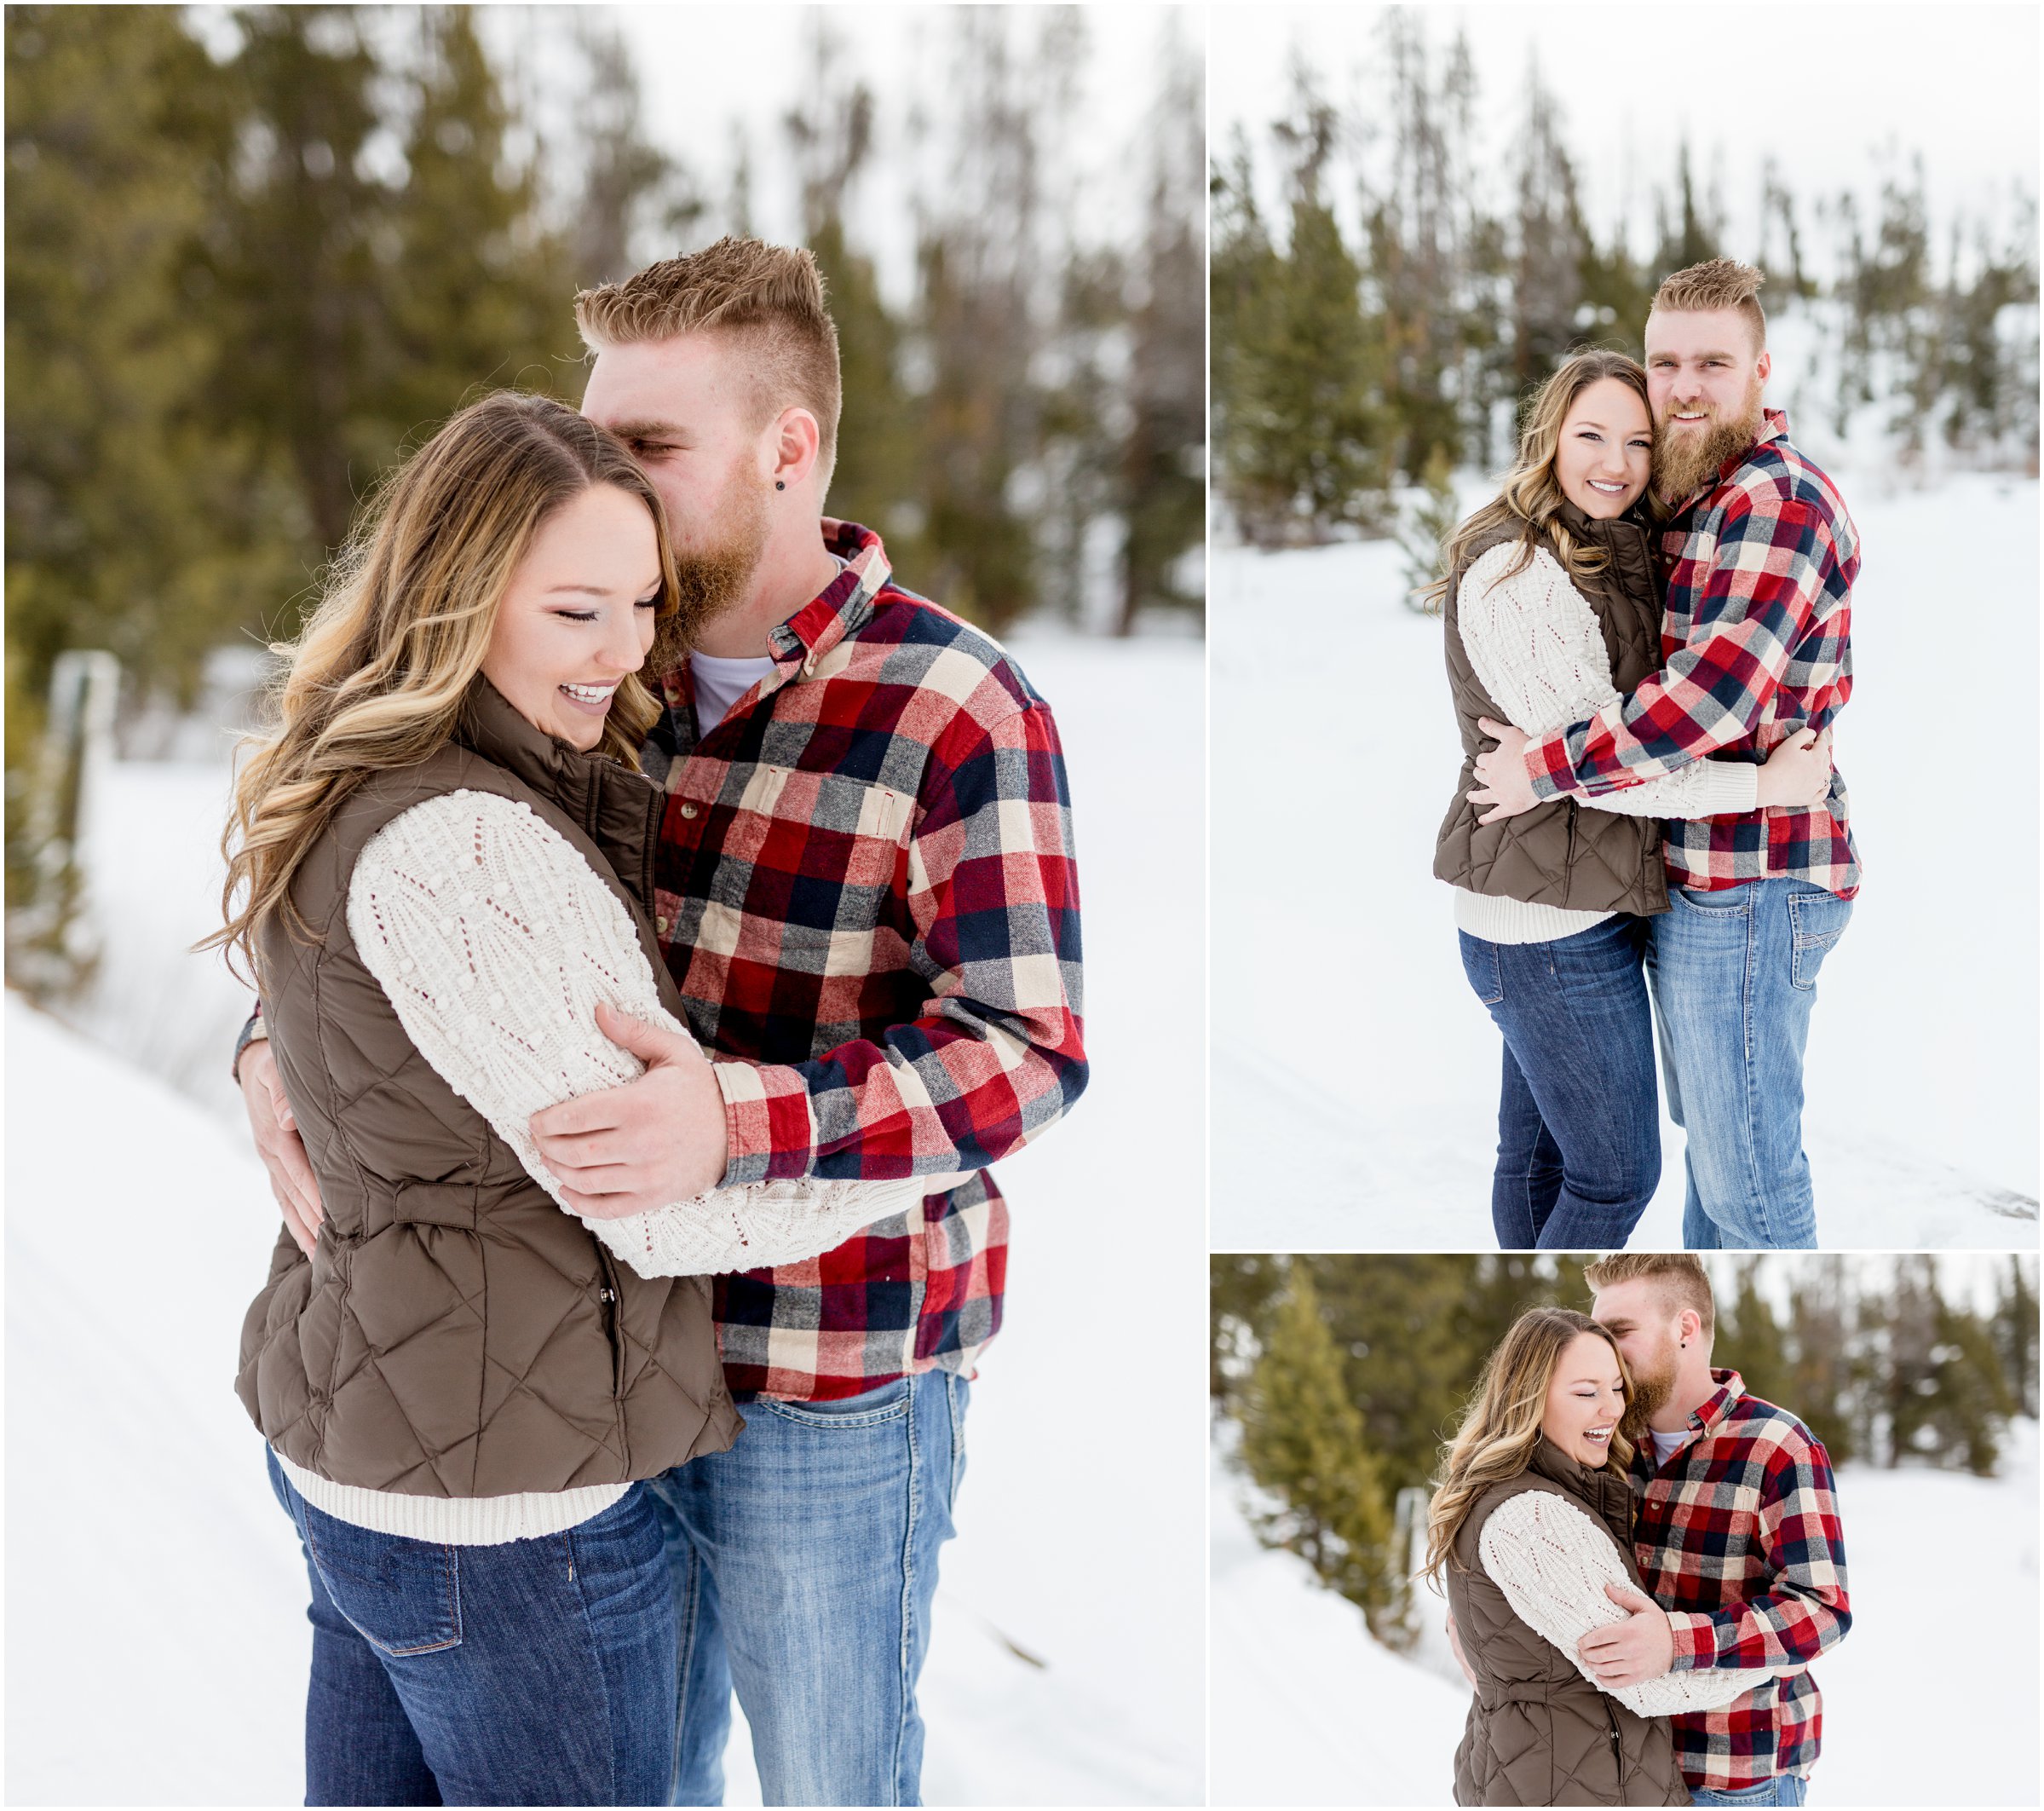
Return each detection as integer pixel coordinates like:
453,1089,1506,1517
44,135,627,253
1211,1417,2041,1807
5,634,1207,1806
1212,474,2041,1243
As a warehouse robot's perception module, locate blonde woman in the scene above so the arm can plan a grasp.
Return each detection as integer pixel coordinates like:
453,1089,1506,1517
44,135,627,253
1429,352,1829,1247
1423,1307,1772,1807
210,391,924,1805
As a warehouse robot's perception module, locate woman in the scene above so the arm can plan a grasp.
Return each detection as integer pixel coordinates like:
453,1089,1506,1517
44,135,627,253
1428,350,1829,1248
210,391,926,1806
1422,1308,1771,1807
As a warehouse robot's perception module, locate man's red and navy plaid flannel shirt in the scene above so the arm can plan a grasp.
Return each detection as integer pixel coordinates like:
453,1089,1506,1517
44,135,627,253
647,521,1085,1401
1524,410,1862,898
1632,1370,1851,1792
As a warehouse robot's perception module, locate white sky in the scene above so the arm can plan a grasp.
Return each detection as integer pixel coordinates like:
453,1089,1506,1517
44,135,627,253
485,3,1204,303
1212,3,2041,266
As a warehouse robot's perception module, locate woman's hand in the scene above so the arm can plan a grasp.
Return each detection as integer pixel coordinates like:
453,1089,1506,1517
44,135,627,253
239,1038,324,1255
1754,726,1832,810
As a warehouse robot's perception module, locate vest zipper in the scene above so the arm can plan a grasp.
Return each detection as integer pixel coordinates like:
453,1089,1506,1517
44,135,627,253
595,1245,625,1399
1604,1699,1625,1797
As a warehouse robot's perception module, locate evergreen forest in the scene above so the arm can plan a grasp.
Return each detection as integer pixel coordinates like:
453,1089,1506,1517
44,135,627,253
1212,14,2041,546
5,3,1204,982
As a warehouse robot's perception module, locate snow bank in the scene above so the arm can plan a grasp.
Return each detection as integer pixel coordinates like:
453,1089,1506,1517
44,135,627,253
1211,1416,2041,1807
1210,1443,1466,1806
6,635,1206,1806
1212,476,2040,1244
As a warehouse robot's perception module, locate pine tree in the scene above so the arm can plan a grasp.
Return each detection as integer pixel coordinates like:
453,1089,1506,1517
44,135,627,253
1210,1251,1285,1402
1310,1254,1489,1497
1786,1262,1862,1467
4,4,291,702
1722,1260,1793,1413
782,19,917,559
1506,57,1588,392
1883,1256,1943,1466
383,9,579,430
1929,1294,2017,1476
1114,18,1205,633
1222,73,1387,544
563,19,701,289
1994,1256,2040,1417
1239,1263,1405,1642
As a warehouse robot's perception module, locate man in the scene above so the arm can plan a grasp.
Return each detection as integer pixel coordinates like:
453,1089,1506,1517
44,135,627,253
1584,1253,1850,1808
237,237,1087,1806
1471,260,1858,1248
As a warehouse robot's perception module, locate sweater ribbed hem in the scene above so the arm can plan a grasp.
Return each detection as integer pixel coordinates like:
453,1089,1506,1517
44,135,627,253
1453,888,1618,946
274,1451,629,1545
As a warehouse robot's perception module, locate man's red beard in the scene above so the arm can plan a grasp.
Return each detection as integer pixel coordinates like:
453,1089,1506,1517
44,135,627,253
661,463,772,657
1653,379,1766,505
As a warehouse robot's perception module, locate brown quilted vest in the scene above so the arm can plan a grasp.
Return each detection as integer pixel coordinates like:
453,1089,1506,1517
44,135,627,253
1448,1439,1690,1808
236,679,742,1496
1433,503,1671,918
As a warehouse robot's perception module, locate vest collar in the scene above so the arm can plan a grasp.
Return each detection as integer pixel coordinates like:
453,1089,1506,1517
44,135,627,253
1555,495,1651,551
1527,1433,1633,1546
452,676,659,902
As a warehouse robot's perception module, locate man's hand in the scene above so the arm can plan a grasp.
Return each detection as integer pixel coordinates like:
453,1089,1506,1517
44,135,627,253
531,1002,731,1218
239,1038,324,1256
1754,726,1833,810
1446,1608,1477,1688
1469,718,1540,823
1576,1582,1676,1687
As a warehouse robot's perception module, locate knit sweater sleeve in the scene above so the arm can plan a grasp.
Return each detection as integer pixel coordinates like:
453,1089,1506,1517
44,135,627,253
1458,544,1757,821
1477,1491,1772,1718
344,790,936,1278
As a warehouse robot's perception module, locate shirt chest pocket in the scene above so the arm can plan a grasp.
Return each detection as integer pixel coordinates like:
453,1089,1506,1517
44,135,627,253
1672,1481,1765,1581
681,764,916,972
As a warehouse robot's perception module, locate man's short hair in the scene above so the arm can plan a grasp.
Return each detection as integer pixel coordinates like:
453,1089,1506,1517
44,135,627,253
574,237,843,483
1650,257,1767,355
1583,1252,1716,1341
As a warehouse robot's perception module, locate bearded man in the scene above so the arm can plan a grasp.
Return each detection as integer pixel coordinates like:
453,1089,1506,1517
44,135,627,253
235,237,1086,1806
1471,261,1859,1249
1581,1253,1850,1809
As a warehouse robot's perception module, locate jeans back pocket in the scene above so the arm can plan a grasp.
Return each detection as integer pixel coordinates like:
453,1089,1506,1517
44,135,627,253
303,1508,463,1657
1786,886,1852,992
1458,932,1505,1006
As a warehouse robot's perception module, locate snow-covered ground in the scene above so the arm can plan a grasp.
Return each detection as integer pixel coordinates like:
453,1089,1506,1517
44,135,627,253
4,634,1207,1806
1212,474,2041,1246
1212,1415,2041,1807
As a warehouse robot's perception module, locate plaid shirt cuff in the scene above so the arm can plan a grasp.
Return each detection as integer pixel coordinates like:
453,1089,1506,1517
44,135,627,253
1666,1609,1721,1671
230,1006,268,1087
1525,734,1576,803
713,1060,817,1185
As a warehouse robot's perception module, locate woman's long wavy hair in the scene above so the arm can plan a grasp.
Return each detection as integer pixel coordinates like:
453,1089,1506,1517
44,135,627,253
203,389,682,988
1419,349,1660,614
1419,1307,1638,1584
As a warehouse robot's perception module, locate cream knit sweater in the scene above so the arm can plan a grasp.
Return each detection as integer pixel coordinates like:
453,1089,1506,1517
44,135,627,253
1477,1489,1776,1718
1453,542,1758,946
278,788,946,1544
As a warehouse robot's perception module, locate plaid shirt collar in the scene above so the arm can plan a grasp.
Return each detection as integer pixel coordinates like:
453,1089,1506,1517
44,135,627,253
1638,1368,1746,1476
658,518,893,716
1668,409,1793,517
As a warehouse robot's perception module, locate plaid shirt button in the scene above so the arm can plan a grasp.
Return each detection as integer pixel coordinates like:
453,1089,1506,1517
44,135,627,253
679,803,698,820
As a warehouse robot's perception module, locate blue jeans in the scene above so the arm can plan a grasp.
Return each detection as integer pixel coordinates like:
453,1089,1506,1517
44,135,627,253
1690,1774,1810,1807
1460,915,1661,1248
1647,878,1852,1248
645,1368,969,1808
268,1451,677,1807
